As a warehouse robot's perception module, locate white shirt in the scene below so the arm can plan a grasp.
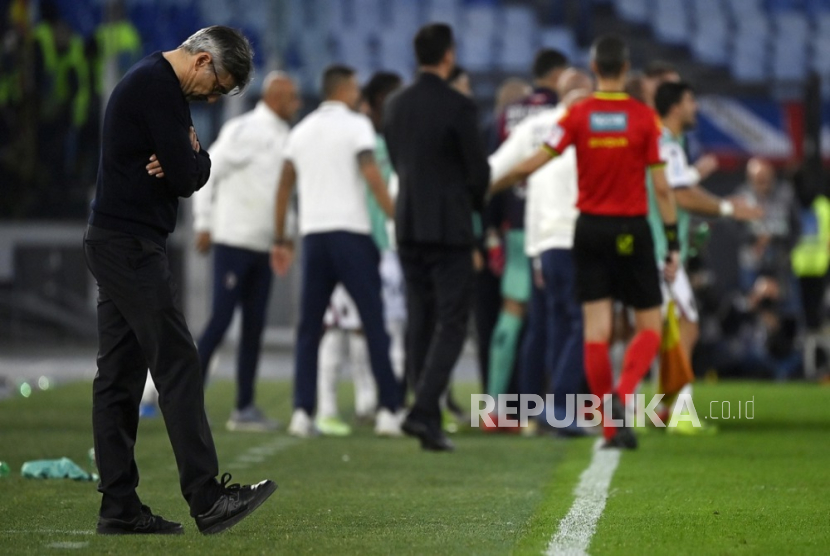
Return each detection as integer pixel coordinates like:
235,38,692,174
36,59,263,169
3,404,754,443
192,102,290,252
489,104,579,256
660,129,698,189
284,101,376,236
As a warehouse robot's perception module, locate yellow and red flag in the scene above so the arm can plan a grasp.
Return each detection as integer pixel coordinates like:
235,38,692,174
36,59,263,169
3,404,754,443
659,301,694,396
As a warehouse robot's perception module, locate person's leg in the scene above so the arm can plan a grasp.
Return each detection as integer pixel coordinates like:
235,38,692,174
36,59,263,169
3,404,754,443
91,290,147,519
335,233,400,412
488,230,530,398
317,328,345,420
197,244,244,385
90,233,220,516
474,263,501,392
518,272,546,397
409,247,475,426
399,245,435,396
348,332,377,417
236,251,272,410
294,234,338,415
546,249,587,420
617,307,662,399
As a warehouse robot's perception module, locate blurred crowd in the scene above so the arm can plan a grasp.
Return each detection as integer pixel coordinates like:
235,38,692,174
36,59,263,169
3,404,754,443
1,0,142,218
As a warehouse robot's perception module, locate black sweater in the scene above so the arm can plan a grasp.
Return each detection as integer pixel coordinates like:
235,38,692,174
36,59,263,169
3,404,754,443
89,52,211,246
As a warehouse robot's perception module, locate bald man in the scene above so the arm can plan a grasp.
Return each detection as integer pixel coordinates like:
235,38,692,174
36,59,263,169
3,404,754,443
487,68,593,434
191,71,302,431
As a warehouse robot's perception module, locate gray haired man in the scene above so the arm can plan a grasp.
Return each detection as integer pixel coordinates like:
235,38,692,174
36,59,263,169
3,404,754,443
84,26,275,535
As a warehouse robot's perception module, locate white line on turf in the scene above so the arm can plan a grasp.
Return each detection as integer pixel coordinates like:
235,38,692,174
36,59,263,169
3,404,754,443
46,542,89,549
545,439,621,556
225,436,299,470
3,530,92,535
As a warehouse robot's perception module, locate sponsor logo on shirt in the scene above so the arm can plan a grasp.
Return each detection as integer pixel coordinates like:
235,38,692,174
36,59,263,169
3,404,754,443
589,137,629,148
590,112,628,132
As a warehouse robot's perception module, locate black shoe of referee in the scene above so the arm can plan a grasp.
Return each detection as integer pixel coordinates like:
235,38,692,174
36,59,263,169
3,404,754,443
195,473,277,534
602,393,638,450
97,505,183,535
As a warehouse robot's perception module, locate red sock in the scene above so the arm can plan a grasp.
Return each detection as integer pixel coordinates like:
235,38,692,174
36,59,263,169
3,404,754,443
584,342,614,440
616,330,661,399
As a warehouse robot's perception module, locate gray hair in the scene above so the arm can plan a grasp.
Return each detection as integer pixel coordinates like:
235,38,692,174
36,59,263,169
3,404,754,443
180,26,254,95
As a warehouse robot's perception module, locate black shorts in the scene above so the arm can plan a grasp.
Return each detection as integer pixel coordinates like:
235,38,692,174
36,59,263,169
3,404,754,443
572,213,662,309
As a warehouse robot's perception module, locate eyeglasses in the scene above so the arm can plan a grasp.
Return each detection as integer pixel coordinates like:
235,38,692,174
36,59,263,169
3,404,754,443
209,61,230,96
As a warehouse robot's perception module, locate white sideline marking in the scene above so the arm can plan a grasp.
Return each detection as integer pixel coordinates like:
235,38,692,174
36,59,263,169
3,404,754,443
226,436,299,470
545,439,621,556
47,542,89,549
3,530,92,535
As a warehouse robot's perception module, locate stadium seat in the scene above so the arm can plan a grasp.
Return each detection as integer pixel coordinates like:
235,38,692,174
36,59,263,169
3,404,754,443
332,30,373,80
539,27,578,62
771,42,808,81
425,0,462,28
809,36,830,73
652,0,691,46
731,35,770,81
495,6,537,71
614,0,649,24
386,0,424,39
376,28,414,77
690,0,729,63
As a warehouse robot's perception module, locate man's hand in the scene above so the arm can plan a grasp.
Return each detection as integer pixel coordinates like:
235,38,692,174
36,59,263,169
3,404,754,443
146,154,165,178
663,251,679,284
190,126,201,152
195,231,211,254
270,242,294,277
695,154,719,180
730,196,764,221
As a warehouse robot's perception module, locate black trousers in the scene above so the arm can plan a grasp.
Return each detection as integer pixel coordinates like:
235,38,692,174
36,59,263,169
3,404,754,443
84,226,218,519
399,243,474,426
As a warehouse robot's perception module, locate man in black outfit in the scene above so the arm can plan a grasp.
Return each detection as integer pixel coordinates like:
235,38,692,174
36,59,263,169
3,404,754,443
84,26,276,535
384,23,490,451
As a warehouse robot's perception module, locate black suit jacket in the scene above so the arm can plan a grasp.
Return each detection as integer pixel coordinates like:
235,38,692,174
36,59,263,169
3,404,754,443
384,72,490,247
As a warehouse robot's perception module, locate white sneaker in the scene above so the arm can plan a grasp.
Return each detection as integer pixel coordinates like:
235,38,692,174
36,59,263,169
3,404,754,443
287,409,318,438
374,408,403,437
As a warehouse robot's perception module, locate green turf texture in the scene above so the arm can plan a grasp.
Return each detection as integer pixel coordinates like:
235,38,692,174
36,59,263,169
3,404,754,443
0,380,828,555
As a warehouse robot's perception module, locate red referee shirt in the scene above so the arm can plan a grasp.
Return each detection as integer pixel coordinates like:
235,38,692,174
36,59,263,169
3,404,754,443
544,92,664,217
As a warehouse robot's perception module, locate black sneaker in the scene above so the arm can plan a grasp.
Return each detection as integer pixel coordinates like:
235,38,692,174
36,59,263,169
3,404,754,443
401,415,455,452
602,393,638,450
195,473,277,535
97,505,183,535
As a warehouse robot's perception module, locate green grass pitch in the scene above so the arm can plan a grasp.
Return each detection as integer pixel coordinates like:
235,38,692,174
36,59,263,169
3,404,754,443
0,379,828,555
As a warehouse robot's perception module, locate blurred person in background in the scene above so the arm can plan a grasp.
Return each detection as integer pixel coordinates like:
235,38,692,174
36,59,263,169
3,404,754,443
720,275,800,380
84,26,276,535
737,158,799,305
32,1,90,217
384,23,490,451
489,68,594,436
188,72,300,432
476,76,531,393
484,49,568,428
791,167,830,334
648,81,762,431
272,65,403,439
315,71,404,437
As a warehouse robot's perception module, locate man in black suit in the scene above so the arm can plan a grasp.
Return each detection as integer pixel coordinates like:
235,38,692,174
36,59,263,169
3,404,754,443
384,23,490,451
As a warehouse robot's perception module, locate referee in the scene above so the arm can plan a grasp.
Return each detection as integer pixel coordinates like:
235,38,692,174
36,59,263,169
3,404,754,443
493,35,679,449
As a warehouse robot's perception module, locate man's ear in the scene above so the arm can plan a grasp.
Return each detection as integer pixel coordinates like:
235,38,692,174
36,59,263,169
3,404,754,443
194,52,212,70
